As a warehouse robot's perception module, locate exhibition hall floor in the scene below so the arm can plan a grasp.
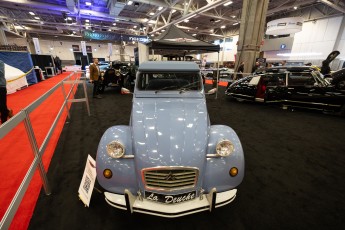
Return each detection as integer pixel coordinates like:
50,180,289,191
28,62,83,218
28,84,345,230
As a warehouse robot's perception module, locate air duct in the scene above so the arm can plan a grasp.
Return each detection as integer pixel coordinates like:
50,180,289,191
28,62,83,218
107,0,126,16
66,0,77,13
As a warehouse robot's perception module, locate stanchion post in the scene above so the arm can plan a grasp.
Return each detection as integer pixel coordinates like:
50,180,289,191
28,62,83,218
60,82,71,119
82,80,91,116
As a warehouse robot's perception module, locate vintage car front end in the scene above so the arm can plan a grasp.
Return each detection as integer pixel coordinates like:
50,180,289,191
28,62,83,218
96,61,244,217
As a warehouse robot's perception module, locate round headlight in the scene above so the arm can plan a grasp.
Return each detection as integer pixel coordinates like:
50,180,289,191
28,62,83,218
106,140,125,158
216,140,234,157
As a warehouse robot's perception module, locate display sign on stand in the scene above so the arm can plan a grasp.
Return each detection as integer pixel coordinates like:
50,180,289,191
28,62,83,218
78,155,96,207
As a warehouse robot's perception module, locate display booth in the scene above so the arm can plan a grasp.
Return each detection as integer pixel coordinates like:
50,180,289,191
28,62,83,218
31,54,56,77
0,51,37,94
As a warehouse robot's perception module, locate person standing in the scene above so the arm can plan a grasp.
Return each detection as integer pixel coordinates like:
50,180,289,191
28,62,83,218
252,61,260,73
89,58,102,99
236,61,245,80
0,60,13,124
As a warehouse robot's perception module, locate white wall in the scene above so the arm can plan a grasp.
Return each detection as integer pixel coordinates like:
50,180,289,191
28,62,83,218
336,18,345,61
7,36,136,62
290,16,343,61
203,35,239,63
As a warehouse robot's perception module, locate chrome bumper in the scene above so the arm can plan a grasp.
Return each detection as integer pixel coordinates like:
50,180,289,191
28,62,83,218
104,188,237,218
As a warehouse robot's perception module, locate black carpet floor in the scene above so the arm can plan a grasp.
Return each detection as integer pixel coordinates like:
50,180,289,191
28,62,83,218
28,83,345,230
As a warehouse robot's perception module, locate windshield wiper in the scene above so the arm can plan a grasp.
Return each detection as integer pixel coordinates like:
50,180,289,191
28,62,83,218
154,85,178,93
178,82,200,93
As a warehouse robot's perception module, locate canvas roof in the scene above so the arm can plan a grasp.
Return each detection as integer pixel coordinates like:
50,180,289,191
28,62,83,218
146,25,220,55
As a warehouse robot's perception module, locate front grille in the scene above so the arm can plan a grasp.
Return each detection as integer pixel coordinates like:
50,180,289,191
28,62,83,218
142,167,198,191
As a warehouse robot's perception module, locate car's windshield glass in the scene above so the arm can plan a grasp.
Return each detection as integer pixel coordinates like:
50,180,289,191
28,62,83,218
137,72,202,91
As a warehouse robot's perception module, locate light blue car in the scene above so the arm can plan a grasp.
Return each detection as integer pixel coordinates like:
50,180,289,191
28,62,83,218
96,61,245,217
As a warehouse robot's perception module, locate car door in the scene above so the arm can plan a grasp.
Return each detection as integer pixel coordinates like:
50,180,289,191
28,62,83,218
229,76,257,101
285,72,325,110
264,73,287,103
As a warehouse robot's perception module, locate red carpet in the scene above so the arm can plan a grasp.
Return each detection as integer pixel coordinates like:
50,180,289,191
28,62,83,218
0,72,79,230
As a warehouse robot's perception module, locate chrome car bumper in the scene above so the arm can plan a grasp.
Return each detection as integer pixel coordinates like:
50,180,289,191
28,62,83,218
104,188,237,218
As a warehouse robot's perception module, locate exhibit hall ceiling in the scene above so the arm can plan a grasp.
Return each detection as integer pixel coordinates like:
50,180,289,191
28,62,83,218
0,0,344,42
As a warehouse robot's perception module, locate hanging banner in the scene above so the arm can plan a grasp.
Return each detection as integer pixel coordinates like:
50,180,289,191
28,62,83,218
78,155,96,207
81,41,87,56
32,37,41,54
83,30,149,43
108,43,112,56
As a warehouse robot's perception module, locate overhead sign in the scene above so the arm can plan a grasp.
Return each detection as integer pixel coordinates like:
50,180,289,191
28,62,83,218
83,30,149,43
280,44,287,49
266,17,303,35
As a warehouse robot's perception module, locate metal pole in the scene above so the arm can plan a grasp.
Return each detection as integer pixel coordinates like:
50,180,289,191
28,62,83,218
82,79,91,116
215,52,220,99
23,110,51,195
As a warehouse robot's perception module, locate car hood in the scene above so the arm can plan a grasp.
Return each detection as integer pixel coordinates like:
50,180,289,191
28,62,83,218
131,97,209,169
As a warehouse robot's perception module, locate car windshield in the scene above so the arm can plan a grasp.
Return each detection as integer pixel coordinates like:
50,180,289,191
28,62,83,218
137,72,202,92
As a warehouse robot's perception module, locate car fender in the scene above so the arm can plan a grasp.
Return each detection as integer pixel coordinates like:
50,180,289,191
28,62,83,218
96,125,138,194
203,125,245,192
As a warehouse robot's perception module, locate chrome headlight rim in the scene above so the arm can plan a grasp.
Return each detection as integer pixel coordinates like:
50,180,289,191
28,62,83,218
216,139,234,157
106,140,125,159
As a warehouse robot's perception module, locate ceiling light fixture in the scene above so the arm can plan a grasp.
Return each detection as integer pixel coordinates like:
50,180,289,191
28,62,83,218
294,6,298,9
85,2,92,6
127,1,133,5
233,22,239,25
224,1,233,6
29,12,35,15
149,12,155,15
172,9,176,13
85,19,89,22
192,34,196,36
113,23,116,25
221,25,226,29
34,17,40,20
158,6,163,11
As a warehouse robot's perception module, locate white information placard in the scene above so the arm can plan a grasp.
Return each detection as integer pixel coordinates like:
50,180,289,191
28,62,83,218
78,155,96,207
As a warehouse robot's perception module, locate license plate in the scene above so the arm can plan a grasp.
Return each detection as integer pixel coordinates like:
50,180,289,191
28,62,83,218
145,191,196,204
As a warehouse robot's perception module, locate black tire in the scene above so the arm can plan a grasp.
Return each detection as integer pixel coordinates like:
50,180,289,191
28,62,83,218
340,104,345,117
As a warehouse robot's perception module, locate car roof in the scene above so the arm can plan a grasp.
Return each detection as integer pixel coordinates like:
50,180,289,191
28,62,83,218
138,61,200,72
265,66,317,73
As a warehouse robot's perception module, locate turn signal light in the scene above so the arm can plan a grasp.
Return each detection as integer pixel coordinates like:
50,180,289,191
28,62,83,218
103,169,113,179
229,167,238,177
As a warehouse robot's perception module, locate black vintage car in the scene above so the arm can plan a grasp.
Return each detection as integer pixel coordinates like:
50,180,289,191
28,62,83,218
100,61,137,92
225,66,345,116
